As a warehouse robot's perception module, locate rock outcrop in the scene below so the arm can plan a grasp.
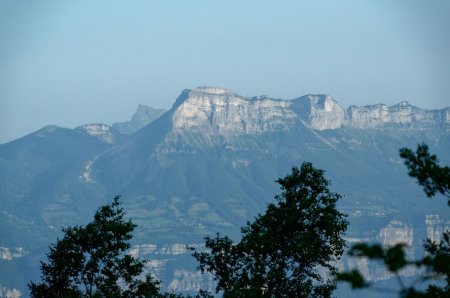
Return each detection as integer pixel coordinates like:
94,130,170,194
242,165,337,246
377,220,414,247
113,105,166,134
171,87,297,136
168,87,450,134
76,123,116,144
292,94,346,130
426,214,450,243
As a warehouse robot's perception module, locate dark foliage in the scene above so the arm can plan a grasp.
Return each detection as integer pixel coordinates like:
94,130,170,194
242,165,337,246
337,144,450,297
193,162,348,297
399,143,450,205
28,196,160,298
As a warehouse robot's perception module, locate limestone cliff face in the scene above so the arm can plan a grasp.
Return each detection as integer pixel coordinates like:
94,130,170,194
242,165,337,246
347,101,448,129
426,214,450,243
168,269,215,292
343,221,417,282
168,87,449,134
377,220,414,247
129,243,215,292
0,285,22,298
0,247,26,261
292,94,346,130
76,124,116,144
171,87,297,136
296,97,449,130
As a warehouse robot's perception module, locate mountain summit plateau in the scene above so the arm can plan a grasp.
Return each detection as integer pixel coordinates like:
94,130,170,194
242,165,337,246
169,87,450,135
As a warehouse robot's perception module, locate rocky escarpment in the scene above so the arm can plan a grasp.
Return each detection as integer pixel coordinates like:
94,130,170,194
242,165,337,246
171,87,297,136
169,87,450,134
76,123,117,144
346,101,449,129
377,220,413,247
426,214,450,243
293,95,450,130
291,94,346,129
113,105,166,134
0,285,21,298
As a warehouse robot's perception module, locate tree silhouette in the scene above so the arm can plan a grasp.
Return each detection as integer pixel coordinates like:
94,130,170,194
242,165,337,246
29,196,160,298
193,162,348,298
337,143,450,297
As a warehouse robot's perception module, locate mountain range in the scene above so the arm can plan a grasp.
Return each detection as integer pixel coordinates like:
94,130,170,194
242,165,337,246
1,86,449,297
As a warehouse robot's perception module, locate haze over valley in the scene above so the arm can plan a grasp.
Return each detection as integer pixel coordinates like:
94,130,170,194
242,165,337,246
1,87,449,296
2,1,450,296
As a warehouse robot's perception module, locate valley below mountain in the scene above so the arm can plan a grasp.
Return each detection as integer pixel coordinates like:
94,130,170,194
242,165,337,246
1,87,449,297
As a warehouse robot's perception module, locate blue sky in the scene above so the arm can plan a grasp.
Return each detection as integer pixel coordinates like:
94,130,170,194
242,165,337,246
1,0,450,143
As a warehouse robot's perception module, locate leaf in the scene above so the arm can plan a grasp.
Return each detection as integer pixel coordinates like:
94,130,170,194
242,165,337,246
335,270,368,289
384,244,407,272
348,243,385,259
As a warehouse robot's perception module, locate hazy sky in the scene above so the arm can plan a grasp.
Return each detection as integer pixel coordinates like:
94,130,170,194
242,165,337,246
1,0,450,143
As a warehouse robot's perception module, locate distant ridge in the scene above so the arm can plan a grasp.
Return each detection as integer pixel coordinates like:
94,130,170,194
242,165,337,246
168,87,450,133
1,86,449,295
112,105,166,134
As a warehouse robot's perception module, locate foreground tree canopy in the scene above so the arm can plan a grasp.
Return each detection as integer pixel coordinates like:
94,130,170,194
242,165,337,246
337,143,450,297
28,196,160,298
193,162,349,298
399,144,450,205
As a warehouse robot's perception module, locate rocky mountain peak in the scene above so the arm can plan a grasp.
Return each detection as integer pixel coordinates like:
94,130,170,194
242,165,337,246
35,125,60,136
76,123,116,144
191,86,233,95
170,87,296,136
396,100,411,107
113,105,166,135
167,87,449,134
304,94,339,110
172,87,235,109
346,101,439,129
292,94,346,130
136,104,152,114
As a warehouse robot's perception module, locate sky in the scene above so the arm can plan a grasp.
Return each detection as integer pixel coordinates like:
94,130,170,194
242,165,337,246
1,0,450,144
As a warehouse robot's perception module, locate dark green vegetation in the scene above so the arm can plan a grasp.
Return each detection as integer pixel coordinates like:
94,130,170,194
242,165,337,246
30,163,348,298
337,144,450,297
29,196,160,298
193,162,348,297
27,196,215,298
400,144,450,205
